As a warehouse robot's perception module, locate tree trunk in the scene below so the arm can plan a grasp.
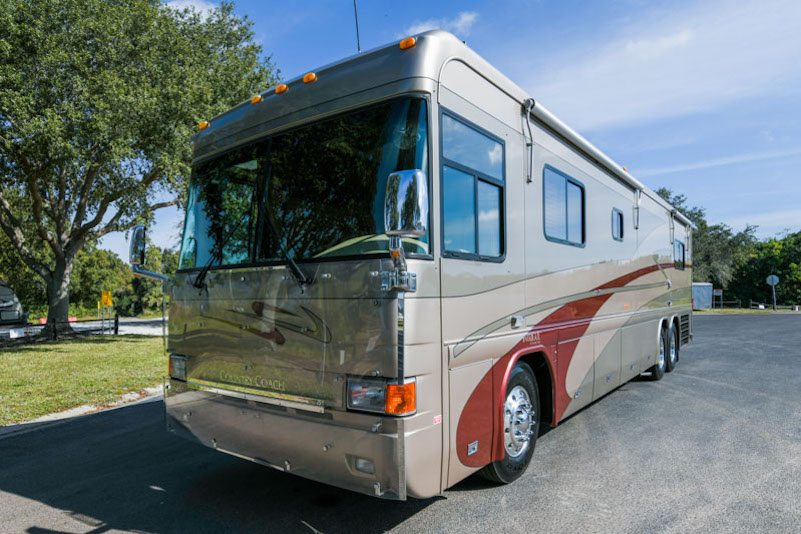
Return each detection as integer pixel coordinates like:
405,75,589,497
43,257,75,339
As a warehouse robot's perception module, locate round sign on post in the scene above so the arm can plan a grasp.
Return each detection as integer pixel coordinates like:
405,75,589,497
766,274,779,311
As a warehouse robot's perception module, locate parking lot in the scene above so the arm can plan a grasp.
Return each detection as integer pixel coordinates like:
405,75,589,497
1,314,800,533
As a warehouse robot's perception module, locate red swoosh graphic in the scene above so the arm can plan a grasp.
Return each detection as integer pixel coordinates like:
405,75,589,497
456,263,673,467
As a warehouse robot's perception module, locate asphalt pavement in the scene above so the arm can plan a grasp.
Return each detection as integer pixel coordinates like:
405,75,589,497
1,314,800,533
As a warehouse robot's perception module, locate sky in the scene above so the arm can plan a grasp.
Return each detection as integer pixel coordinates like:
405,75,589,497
100,0,801,260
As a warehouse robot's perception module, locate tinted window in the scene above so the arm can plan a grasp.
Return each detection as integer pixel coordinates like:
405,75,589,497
179,98,429,270
612,208,624,241
478,181,502,257
543,167,584,246
179,144,262,270
262,98,428,260
674,239,685,270
566,181,584,244
442,166,476,254
442,115,503,179
441,113,504,259
544,170,566,241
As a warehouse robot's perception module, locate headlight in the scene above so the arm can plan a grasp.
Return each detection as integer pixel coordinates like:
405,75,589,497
169,354,187,381
346,377,416,416
347,378,386,413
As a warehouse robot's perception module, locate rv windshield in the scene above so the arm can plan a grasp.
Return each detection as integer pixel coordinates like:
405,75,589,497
179,97,429,270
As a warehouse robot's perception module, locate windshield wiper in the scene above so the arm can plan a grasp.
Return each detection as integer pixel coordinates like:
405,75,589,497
192,212,249,289
262,207,313,288
192,205,312,290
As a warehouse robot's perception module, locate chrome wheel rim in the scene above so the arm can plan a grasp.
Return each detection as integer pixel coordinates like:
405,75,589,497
658,335,666,370
503,385,535,458
669,332,677,365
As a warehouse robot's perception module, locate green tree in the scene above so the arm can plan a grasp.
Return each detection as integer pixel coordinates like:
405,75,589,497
115,243,178,316
655,188,757,288
0,0,278,334
730,232,801,306
70,243,131,311
0,232,47,312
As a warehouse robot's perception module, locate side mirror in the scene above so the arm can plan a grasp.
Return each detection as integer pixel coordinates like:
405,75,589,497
130,225,146,266
384,169,428,237
129,225,169,282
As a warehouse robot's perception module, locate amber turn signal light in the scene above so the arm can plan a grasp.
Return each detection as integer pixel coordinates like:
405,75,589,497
303,72,317,84
198,120,210,130
250,94,264,104
385,381,416,415
399,36,416,50
275,83,288,94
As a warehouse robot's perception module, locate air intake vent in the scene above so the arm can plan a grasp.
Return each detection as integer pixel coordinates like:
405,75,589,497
680,314,691,346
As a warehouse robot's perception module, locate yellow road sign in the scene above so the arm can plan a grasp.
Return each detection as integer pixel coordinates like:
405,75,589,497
101,290,112,307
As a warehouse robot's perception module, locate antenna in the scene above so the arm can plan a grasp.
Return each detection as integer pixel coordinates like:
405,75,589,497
353,0,361,52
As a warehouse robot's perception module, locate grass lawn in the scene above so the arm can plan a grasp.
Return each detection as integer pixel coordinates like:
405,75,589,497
0,335,165,426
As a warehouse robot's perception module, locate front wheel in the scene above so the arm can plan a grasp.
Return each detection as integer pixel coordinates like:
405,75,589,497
478,362,540,484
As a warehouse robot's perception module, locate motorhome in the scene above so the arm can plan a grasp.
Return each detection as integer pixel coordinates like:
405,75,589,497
132,30,693,500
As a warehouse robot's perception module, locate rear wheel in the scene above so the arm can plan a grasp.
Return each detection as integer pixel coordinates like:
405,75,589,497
665,323,679,372
647,326,667,380
478,362,540,484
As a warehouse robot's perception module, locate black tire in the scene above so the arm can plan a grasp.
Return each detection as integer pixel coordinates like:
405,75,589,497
647,326,667,380
665,323,679,373
478,362,540,484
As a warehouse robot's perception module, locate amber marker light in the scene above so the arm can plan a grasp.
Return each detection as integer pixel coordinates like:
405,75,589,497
198,120,210,130
399,36,416,50
303,72,317,84
250,94,264,104
275,83,288,94
385,381,416,415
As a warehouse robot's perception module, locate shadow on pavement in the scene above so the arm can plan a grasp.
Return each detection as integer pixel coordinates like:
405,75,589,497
0,401,437,533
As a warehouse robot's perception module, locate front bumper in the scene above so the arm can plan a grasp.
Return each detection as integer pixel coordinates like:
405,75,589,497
165,378,408,499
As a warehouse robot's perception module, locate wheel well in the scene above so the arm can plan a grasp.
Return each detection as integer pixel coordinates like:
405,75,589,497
518,352,553,427
659,318,670,341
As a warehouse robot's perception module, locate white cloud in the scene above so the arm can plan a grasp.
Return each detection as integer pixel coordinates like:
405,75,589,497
524,0,801,131
638,148,801,177
488,143,502,165
165,0,216,19
721,208,801,234
401,11,478,38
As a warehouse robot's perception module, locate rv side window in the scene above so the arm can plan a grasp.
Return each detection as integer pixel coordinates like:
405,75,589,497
543,166,585,246
441,113,504,259
612,208,624,241
674,239,685,270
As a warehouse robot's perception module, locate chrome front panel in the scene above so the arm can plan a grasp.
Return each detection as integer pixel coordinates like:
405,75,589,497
168,258,400,410
165,378,406,499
